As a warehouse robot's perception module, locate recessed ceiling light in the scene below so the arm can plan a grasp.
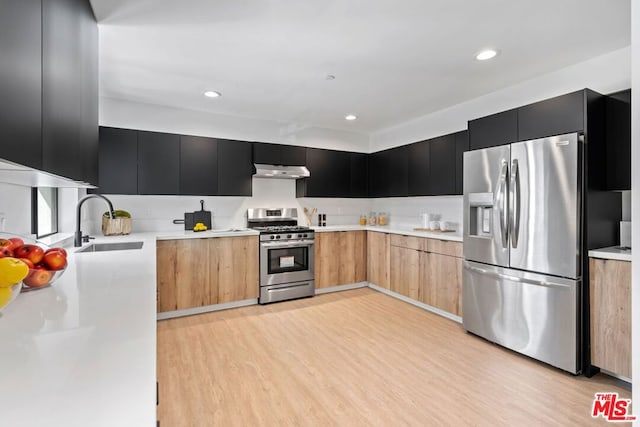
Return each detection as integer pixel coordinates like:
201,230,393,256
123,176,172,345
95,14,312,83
475,49,498,61
345,114,357,121
204,90,222,98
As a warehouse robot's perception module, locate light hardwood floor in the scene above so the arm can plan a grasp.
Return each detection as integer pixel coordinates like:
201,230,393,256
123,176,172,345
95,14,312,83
157,288,631,426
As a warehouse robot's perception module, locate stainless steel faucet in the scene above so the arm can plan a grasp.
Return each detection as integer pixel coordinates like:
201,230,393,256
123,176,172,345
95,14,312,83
75,194,115,247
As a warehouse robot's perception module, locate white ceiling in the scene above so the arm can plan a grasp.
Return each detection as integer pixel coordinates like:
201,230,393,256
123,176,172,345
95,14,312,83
92,0,630,134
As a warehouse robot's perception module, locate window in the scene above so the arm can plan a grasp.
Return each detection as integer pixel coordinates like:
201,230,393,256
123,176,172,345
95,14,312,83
32,187,58,238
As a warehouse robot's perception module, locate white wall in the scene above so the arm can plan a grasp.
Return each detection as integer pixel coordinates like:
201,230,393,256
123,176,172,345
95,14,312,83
371,47,631,151
631,0,639,422
370,196,462,230
100,97,370,153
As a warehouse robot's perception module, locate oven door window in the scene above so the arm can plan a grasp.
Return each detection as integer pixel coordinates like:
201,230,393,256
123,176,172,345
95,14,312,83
268,247,309,274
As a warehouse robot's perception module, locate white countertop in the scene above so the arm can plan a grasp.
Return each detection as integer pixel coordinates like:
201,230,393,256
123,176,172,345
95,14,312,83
311,225,463,242
155,228,258,240
0,234,158,427
588,246,632,262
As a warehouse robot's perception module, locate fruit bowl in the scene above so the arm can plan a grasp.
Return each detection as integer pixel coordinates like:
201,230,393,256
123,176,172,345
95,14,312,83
0,233,68,292
0,282,22,312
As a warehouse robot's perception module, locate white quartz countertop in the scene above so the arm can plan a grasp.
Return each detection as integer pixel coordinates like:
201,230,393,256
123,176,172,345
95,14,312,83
0,234,158,427
311,225,463,242
588,246,632,262
154,228,258,240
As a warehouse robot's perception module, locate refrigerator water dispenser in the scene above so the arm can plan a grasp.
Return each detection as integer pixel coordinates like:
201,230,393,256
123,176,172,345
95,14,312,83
468,192,494,238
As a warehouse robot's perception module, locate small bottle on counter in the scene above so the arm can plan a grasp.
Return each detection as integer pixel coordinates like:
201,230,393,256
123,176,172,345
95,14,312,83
378,212,388,226
368,212,377,226
359,215,367,226
321,214,327,227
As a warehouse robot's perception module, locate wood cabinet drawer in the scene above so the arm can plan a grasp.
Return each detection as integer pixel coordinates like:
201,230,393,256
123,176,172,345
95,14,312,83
426,239,462,258
390,234,425,251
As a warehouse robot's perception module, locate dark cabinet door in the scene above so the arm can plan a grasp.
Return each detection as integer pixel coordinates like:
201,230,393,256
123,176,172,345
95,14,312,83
367,151,385,198
180,136,218,195
518,90,584,141
0,0,42,169
78,1,98,184
428,134,456,195
387,146,408,197
97,127,138,194
408,141,429,196
304,148,350,197
605,89,631,190
252,143,281,165
42,0,98,182
454,130,469,195
280,145,306,166
468,109,518,150
137,131,180,195
217,139,252,196
350,153,368,197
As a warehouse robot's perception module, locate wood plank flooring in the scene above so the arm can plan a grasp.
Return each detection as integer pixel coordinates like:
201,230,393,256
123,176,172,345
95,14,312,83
157,288,631,426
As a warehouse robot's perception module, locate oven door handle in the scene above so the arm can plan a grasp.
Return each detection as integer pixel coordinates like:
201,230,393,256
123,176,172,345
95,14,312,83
261,240,315,248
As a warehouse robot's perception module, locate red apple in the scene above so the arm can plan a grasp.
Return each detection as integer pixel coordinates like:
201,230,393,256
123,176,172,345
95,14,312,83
18,258,34,269
0,247,13,258
45,247,67,258
0,239,12,250
43,250,67,270
23,268,52,288
8,238,24,249
13,244,44,265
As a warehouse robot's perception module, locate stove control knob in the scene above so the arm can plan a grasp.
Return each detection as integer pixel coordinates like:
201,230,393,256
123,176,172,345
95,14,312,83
303,234,308,238
276,235,281,239
287,234,292,239
297,234,302,238
270,235,275,240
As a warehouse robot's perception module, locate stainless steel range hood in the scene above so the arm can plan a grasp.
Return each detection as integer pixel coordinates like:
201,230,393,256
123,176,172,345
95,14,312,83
253,164,310,179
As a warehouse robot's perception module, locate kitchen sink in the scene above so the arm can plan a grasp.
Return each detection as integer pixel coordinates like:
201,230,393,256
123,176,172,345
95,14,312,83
76,241,144,253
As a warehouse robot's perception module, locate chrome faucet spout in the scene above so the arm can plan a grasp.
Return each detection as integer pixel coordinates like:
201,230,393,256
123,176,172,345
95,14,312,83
75,194,115,247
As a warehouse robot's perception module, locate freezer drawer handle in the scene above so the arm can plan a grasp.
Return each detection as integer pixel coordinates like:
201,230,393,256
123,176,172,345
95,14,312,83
464,264,572,289
496,161,509,248
509,159,521,248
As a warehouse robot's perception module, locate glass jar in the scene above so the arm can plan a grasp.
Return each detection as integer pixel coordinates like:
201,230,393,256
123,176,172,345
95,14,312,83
368,212,377,226
359,214,367,226
378,212,388,226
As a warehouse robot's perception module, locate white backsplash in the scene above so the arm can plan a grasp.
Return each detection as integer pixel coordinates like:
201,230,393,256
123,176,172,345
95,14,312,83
370,196,463,231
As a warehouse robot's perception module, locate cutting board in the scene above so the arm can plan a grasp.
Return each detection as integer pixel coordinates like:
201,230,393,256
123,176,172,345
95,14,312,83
193,200,212,229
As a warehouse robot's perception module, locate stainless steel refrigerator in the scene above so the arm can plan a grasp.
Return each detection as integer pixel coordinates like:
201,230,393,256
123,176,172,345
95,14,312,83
462,132,582,374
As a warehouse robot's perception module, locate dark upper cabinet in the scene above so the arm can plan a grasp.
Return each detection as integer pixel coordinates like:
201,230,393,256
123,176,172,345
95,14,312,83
98,127,138,194
454,130,469,195
217,139,252,196
180,136,218,196
407,140,430,196
429,134,456,195
468,109,518,150
137,131,180,195
369,146,408,198
300,148,350,197
0,0,42,170
605,89,631,191
518,90,585,141
253,142,306,166
42,0,98,183
349,153,368,197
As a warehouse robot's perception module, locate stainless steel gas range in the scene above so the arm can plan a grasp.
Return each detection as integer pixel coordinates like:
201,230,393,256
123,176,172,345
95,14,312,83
247,208,315,304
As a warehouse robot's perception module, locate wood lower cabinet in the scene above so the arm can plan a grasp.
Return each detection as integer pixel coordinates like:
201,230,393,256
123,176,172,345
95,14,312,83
157,236,258,313
590,258,631,379
389,235,463,316
367,231,390,288
420,252,462,316
389,245,420,300
211,236,259,303
315,231,366,288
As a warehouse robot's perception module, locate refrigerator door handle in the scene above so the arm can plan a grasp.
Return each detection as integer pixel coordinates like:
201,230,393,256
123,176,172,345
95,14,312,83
464,264,572,289
496,161,509,248
509,159,520,248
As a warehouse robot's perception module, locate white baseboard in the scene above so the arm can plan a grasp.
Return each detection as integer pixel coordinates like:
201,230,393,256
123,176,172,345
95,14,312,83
367,283,462,324
315,282,368,295
157,298,258,320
